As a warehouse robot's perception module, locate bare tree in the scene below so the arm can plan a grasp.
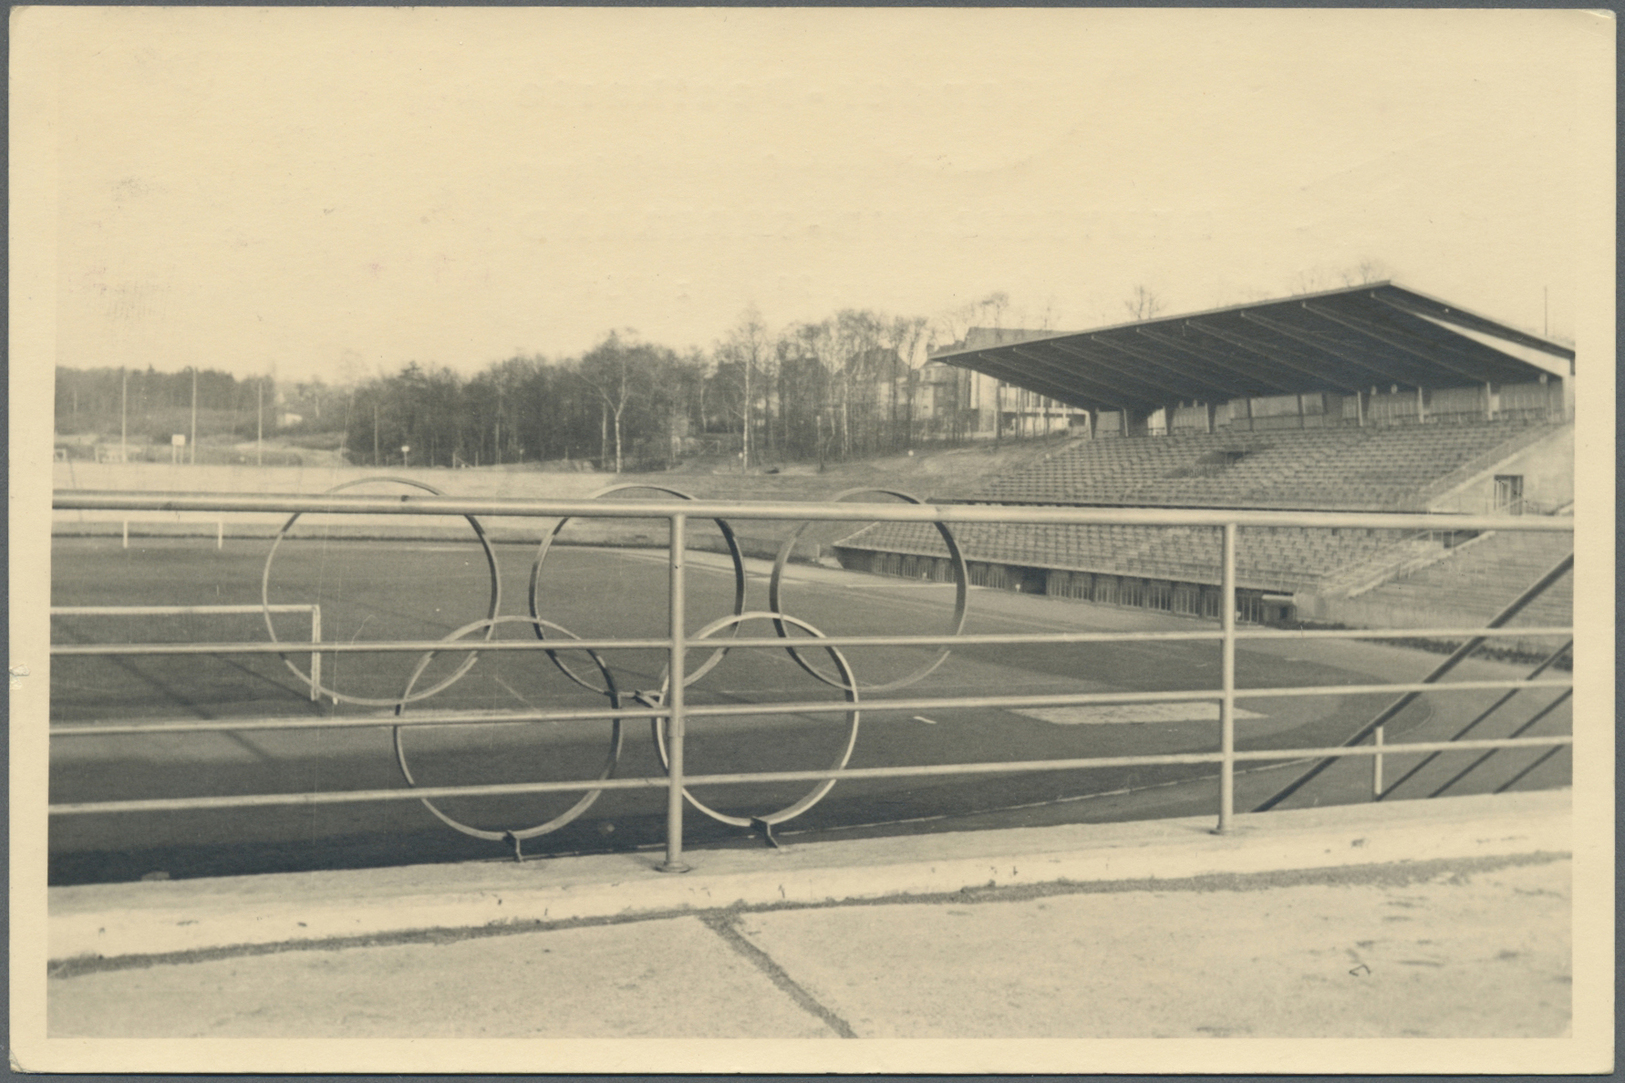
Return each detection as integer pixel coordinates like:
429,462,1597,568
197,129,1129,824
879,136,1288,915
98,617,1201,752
832,309,890,458
1340,258,1390,286
716,306,773,471
576,330,644,475
979,291,1010,330
1123,285,1165,321
883,315,930,450
932,290,1015,350
1292,259,1390,297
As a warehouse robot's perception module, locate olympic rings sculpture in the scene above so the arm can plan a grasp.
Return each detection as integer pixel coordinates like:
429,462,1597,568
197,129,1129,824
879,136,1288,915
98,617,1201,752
392,615,625,842
643,611,861,828
262,479,969,842
527,483,748,694
768,487,968,694
261,476,501,707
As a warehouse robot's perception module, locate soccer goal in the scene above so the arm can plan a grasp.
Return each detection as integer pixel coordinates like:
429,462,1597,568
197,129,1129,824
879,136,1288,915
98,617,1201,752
48,603,323,701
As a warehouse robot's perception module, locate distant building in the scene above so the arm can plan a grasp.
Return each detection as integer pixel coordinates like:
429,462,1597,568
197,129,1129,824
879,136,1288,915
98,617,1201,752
924,327,1088,440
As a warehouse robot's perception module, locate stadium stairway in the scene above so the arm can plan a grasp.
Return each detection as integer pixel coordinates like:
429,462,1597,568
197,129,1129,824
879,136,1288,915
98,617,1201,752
1306,527,1574,642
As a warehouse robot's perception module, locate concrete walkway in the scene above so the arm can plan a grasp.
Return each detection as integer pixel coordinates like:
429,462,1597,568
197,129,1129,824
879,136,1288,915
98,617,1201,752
32,790,1592,1072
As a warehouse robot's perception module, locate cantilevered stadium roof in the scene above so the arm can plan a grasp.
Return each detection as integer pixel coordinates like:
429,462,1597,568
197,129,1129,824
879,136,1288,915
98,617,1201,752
935,283,1575,414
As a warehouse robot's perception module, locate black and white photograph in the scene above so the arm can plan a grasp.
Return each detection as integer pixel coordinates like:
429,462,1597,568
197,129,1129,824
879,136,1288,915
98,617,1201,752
9,6,1613,1073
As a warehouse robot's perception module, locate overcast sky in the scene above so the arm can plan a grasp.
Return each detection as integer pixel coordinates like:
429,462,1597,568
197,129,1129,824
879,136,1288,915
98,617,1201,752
28,7,1610,383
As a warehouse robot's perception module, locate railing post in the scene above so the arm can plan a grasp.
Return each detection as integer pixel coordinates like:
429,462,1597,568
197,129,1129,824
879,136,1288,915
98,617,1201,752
309,605,322,703
1215,521,1237,834
659,512,691,873
1372,725,1384,797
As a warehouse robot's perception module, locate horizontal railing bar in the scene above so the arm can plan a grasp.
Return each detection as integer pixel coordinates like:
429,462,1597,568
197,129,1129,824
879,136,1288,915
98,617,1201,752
47,735,1573,816
49,688,1234,736
51,638,672,657
50,705,671,736
51,677,1573,738
524,679,1569,718
49,624,1575,658
1230,626,1572,642
53,491,1576,533
1224,678,1572,700
52,604,318,616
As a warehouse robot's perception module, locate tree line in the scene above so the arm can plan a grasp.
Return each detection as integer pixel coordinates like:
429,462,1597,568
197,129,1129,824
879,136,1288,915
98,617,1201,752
341,308,940,471
55,365,279,445
56,296,1038,471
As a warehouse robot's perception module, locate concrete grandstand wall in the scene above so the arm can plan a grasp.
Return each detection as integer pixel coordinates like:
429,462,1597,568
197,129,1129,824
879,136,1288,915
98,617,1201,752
1426,423,1573,515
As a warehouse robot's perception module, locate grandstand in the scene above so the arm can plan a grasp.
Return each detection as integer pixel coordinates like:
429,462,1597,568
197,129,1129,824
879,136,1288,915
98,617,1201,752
834,282,1574,633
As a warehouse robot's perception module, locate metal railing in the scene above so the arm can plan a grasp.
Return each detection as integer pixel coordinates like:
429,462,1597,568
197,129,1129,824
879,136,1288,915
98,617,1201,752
49,489,1575,871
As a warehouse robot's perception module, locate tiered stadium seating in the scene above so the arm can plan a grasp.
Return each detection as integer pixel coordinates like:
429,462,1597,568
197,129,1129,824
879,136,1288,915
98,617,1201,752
1126,526,1415,592
960,419,1542,510
1261,421,1542,507
834,520,1417,593
970,433,1222,504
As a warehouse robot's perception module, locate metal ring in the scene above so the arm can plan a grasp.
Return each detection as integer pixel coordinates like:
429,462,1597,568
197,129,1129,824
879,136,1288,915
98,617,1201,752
528,483,747,695
768,487,968,693
392,615,625,842
647,611,860,828
260,476,501,707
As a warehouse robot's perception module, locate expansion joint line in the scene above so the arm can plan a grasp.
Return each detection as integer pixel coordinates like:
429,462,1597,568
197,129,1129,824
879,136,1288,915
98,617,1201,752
699,912,859,1038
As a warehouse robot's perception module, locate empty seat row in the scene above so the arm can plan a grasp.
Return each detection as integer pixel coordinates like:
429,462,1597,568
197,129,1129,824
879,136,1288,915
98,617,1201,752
836,519,1418,593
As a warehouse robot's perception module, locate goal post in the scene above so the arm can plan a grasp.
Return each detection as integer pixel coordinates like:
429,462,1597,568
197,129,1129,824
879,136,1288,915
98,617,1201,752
49,603,323,701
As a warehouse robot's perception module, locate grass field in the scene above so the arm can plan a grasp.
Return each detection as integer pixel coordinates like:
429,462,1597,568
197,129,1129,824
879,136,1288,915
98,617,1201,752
48,530,1572,885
